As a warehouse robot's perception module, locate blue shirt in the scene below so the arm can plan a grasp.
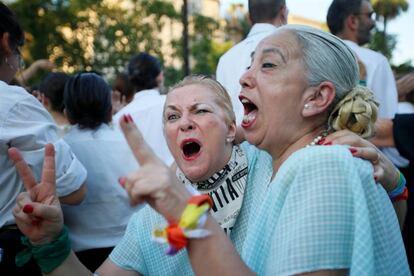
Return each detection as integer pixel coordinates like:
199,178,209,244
110,143,409,275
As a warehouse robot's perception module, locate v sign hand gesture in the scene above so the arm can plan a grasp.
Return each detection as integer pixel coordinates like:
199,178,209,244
9,144,64,245
119,114,191,223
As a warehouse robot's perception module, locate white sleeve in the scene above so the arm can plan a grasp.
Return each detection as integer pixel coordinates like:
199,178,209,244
3,97,86,196
369,56,398,119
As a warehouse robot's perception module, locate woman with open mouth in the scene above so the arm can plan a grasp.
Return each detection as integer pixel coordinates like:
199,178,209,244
9,28,409,276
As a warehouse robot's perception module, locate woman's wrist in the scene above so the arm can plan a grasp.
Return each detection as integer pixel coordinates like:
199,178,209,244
388,170,407,201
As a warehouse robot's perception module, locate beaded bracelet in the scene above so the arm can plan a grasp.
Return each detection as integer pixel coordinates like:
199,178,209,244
16,226,71,273
388,170,407,200
152,195,213,255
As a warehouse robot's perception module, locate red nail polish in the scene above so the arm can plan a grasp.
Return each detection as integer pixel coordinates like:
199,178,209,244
317,138,326,145
118,177,127,187
374,175,378,182
31,219,40,226
128,114,134,123
323,141,332,146
349,148,358,154
23,204,33,214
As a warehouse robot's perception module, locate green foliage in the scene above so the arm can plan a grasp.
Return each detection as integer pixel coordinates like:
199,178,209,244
372,0,409,19
11,0,178,83
368,29,396,60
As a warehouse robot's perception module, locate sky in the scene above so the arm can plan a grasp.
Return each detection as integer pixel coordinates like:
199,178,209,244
221,0,414,66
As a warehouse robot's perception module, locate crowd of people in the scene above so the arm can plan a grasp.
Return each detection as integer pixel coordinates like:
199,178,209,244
1,0,414,275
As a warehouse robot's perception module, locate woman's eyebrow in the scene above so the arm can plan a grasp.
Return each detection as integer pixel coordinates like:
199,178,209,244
262,47,287,64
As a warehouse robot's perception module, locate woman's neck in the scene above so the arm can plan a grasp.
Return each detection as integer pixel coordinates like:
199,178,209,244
50,110,68,126
271,127,326,178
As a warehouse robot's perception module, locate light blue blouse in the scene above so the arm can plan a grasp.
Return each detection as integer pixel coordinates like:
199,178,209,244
110,143,409,275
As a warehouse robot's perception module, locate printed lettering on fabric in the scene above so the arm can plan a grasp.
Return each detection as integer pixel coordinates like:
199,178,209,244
177,145,248,236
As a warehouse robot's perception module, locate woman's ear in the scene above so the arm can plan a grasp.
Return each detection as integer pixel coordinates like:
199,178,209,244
302,81,336,117
226,120,237,143
1,32,13,56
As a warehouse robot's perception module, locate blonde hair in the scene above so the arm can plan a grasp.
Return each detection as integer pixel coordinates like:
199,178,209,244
165,75,236,125
284,25,379,138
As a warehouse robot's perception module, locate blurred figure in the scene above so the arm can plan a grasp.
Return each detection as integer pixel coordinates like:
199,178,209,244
38,72,70,135
216,0,288,124
397,72,414,112
62,73,139,271
111,72,133,115
15,59,55,85
113,53,173,165
0,3,86,275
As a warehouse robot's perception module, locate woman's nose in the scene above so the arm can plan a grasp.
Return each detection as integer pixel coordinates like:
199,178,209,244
240,67,255,89
179,116,195,131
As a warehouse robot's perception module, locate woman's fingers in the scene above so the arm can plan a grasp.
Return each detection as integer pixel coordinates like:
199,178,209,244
40,144,56,193
349,146,380,164
119,114,162,166
8,147,37,190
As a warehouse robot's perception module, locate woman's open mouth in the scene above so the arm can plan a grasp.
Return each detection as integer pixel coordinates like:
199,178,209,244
181,138,202,161
240,96,258,128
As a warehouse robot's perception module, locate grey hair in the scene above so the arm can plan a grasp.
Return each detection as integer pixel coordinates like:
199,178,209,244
282,24,359,112
280,25,378,137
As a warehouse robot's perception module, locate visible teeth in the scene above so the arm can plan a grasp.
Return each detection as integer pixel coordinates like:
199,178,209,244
242,113,255,123
241,98,250,104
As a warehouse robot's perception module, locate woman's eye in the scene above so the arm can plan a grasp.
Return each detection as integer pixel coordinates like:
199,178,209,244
262,62,276,68
167,114,179,121
196,109,209,114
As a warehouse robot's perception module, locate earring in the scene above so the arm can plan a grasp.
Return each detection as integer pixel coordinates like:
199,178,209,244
304,103,312,109
226,137,233,143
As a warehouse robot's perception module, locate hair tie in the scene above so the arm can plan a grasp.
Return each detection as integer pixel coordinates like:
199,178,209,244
328,85,379,138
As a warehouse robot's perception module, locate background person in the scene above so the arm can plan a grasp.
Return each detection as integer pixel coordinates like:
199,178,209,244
0,3,86,275
62,73,139,271
113,53,173,165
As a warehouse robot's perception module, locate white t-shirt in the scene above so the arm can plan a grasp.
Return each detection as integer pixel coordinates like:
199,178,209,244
62,124,140,251
113,89,173,165
344,40,398,119
0,81,87,228
216,23,278,124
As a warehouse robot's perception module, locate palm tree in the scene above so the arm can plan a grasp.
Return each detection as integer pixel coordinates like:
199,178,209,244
372,0,409,38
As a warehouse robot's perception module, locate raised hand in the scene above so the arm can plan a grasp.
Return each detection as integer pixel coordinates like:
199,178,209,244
9,144,64,245
119,114,191,223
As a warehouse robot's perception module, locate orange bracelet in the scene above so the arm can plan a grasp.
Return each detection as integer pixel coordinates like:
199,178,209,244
153,194,213,255
392,187,408,202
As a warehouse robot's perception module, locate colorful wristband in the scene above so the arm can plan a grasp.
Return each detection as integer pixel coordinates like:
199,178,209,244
388,170,407,199
152,195,213,255
16,226,71,273
392,187,409,202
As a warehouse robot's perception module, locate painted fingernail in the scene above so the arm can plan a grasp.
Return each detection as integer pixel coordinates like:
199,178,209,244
322,141,332,146
374,175,378,182
349,148,358,154
317,138,326,145
118,177,127,187
127,114,134,123
23,204,33,214
31,219,40,226
123,114,129,123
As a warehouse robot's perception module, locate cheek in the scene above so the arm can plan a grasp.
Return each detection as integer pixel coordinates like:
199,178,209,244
164,125,178,150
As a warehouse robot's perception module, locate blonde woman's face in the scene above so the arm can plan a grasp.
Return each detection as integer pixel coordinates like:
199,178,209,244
164,84,236,182
239,30,309,155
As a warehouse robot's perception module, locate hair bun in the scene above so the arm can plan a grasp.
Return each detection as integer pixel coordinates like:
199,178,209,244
328,86,379,138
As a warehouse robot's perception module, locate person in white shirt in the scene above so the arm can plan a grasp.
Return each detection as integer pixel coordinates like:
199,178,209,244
62,72,140,271
327,0,398,120
216,0,288,124
113,53,173,165
0,3,86,275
